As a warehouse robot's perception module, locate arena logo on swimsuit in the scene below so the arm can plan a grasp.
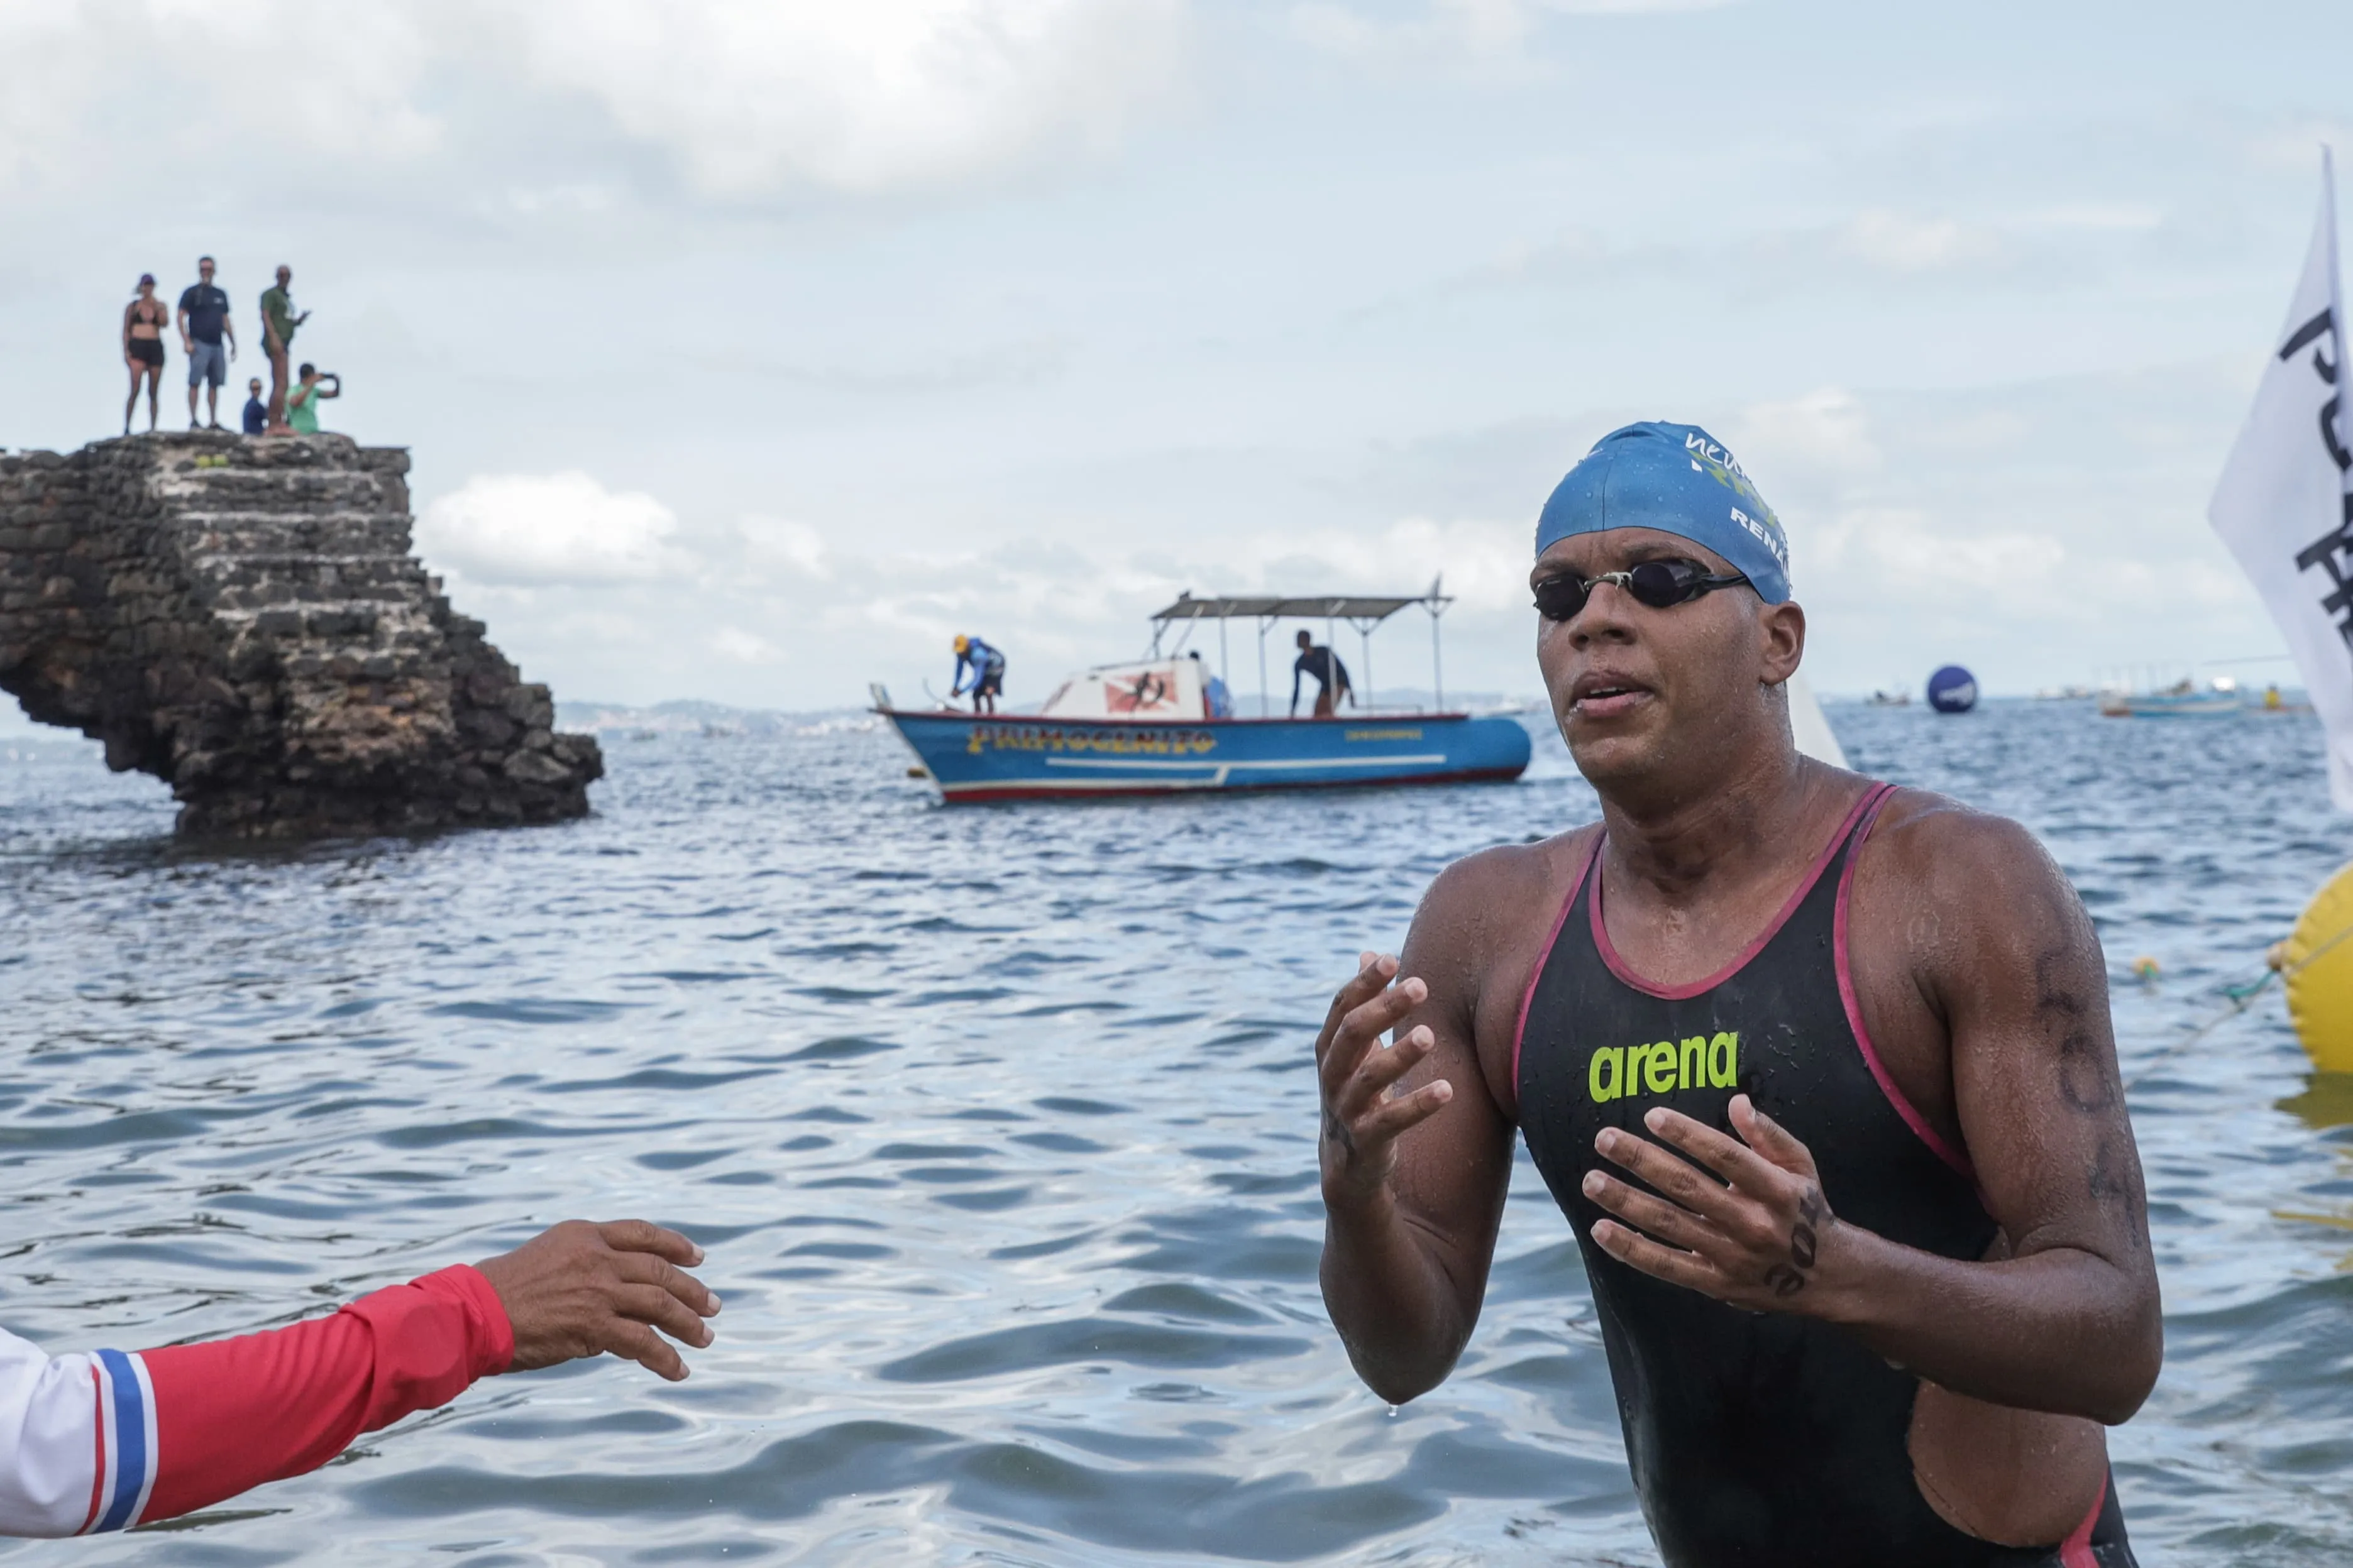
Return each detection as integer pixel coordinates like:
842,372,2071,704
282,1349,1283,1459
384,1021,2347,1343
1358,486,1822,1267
1587,1032,1738,1103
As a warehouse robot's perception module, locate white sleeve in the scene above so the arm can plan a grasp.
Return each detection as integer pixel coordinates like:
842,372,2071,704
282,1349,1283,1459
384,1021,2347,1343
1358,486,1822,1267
0,1324,155,1537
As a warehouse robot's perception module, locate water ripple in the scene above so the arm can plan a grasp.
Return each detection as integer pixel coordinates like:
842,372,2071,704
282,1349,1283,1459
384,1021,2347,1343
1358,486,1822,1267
2,705,2350,1563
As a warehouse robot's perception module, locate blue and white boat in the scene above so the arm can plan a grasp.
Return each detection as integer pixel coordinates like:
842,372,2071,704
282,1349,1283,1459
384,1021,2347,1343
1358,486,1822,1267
873,590,1533,803
2097,677,2244,719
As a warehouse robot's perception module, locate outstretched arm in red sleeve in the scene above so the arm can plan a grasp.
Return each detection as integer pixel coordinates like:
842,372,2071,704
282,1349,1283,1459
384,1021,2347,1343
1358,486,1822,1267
2,1219,716,1537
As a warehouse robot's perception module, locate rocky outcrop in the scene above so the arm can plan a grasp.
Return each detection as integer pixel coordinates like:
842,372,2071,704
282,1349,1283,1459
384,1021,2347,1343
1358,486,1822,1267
0,432,601,839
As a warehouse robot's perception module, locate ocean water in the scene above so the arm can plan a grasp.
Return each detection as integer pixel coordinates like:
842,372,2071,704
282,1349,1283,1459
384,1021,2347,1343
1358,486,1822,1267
1,699,2349,1566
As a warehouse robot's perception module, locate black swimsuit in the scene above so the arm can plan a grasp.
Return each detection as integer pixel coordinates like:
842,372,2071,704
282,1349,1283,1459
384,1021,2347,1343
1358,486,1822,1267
126,301,165,366
1513,782,2137,1567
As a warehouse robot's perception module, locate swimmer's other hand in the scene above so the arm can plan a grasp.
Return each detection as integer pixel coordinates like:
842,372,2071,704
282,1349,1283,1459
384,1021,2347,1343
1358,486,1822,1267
1316,951,1453,1206
474,1219,721,1383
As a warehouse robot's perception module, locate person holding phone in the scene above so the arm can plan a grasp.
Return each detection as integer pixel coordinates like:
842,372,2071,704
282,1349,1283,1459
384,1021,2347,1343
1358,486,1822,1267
285,363,341,435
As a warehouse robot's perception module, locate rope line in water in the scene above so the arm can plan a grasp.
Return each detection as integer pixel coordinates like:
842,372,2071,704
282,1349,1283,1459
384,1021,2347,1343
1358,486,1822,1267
2282,916,2353,980
2122,967,2277,1095
2119,915,2353,1094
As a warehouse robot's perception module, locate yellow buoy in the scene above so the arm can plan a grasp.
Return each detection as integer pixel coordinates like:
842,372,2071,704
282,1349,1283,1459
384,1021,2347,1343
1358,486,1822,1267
2130,956,2161,984
2281,862,2353,1073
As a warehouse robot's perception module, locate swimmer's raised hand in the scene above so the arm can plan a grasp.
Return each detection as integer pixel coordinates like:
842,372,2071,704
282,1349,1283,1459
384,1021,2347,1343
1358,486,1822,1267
475,1219,721,1383
1315,951,1454,1205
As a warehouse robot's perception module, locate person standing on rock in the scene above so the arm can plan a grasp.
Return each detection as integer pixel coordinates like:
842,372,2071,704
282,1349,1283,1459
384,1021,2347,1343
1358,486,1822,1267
285,362,340,435
120,275,168,436
0,1218,717,1536
175,256,236,430
258,263,309,434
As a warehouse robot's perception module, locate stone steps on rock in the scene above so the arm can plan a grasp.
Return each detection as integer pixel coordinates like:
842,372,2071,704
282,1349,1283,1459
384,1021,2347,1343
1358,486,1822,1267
0,432,598,839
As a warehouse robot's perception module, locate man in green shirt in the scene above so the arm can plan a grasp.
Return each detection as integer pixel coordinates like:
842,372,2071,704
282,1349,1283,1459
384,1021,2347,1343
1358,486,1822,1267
258,264,309,434
285,363,340,435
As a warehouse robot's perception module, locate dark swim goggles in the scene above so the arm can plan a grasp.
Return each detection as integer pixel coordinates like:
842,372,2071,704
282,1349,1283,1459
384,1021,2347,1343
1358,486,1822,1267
1533,559,1752,622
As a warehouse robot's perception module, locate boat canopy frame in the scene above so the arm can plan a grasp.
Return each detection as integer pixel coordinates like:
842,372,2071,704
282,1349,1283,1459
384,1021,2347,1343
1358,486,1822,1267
1146,585,1454,717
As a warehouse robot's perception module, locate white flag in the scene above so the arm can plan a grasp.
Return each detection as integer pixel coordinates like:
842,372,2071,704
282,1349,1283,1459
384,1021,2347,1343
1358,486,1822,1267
2210,150,2353,809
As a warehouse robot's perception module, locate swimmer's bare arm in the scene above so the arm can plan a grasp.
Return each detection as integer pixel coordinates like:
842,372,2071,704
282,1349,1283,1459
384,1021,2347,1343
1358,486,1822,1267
1583,809,2161,1423
1317,855,1523,1404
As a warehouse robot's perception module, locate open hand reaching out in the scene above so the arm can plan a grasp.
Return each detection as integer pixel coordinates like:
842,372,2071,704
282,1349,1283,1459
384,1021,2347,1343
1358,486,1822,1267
473,1219,721,1382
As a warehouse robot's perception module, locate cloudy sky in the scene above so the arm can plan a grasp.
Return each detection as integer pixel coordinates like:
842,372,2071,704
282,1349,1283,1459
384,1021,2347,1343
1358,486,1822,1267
4,0,2350,711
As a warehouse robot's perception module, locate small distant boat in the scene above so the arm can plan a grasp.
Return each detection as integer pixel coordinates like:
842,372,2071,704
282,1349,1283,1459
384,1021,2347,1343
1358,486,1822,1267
1866,689,1910,707
2098,677,2243,719
873,589,1533,803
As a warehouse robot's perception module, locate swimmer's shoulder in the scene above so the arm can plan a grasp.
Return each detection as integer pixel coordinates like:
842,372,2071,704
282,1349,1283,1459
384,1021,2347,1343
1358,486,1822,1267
1854,783,2084,933
1409,824,1601,1012
1419,822,1599,932
1402,826,1599,1109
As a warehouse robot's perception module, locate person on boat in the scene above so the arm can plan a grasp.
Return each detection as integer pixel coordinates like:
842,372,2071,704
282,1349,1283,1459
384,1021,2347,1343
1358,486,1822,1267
1191,650,1236,718
0,1217,717,1536
1291,630,1353,717
121,275,168,435
952,634,1005,714
1314,420,2156,1567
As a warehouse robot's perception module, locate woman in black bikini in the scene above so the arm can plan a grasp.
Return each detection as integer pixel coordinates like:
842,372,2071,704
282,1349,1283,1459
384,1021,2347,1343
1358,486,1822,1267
122,273,167,434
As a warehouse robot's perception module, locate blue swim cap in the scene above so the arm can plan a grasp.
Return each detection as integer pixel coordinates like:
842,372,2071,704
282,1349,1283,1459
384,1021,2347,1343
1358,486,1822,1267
1535,422,1792,603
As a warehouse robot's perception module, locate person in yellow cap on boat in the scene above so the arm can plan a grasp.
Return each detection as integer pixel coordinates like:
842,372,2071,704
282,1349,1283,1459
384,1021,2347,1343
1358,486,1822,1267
952,634,1005,714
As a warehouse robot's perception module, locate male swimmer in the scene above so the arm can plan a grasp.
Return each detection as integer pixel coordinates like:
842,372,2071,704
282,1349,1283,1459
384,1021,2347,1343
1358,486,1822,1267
1314,422,2157,1566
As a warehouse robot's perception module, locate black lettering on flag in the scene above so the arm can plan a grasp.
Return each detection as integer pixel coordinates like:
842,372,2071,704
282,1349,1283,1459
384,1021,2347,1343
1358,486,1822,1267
2295,492,2353,653
2283,308,2339,382
2327,395,2353,474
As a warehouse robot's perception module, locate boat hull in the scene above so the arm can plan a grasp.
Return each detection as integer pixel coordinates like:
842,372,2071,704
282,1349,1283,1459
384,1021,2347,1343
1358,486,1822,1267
880,710,1533,803
2098,695,2243,718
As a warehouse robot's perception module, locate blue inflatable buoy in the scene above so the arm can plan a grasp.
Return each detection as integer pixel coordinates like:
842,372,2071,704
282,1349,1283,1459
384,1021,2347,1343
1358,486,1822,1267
1927,665,1978,713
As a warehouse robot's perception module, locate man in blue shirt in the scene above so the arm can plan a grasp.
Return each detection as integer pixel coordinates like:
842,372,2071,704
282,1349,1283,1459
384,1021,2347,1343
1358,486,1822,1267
952,634,1005,713
176,256,236,430
1290,630,1352,716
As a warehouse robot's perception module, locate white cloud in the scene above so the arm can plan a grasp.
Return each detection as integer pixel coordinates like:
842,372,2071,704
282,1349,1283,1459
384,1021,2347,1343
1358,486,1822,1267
1827,505,2068,595
708,626,786,664
1731,387,1880,481
0,0,1185,197
1835,209,2003,273
1291,0,1734,60
505,0,1189,195
0,3,438,185
417,471,694,586
738,517,832,579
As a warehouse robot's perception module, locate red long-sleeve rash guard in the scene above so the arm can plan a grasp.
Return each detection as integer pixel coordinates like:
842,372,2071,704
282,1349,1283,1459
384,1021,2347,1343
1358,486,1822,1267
0,1264,514,1535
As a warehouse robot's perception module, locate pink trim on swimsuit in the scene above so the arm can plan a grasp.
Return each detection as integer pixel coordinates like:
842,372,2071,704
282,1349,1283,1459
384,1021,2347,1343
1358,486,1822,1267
1589,783,1885,1002
2058,1483,2103,1568
1832,786,1975,1178
1509,833,1600,1102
